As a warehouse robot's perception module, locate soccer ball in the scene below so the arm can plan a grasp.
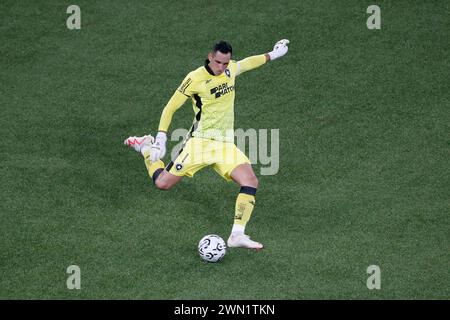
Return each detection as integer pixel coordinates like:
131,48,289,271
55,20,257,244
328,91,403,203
198,234,226,263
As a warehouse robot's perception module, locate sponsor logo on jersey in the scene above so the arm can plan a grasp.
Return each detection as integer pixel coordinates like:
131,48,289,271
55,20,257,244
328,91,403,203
210,82,235,98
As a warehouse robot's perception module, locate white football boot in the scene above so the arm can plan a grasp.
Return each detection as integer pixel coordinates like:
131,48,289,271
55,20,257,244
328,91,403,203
124,134,154,154
227,234,264,250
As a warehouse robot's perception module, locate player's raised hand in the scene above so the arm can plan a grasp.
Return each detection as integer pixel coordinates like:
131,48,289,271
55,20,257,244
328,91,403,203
268,39,290,61
150,131,167,162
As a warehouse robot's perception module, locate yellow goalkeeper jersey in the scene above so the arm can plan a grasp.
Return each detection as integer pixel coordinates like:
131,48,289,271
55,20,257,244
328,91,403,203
178,60,238,142
158,55,266,143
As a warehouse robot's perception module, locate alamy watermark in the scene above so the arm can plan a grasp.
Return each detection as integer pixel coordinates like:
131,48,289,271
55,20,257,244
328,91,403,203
169,128,279,176
367,265,381,290
66,265,81,290
367,5,381,29
66,5,81,30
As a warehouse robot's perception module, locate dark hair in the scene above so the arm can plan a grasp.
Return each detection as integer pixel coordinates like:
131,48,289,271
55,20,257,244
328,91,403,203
212,41,232,55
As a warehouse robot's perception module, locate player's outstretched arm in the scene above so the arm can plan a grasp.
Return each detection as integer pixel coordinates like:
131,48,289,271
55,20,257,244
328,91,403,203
151,90,188,161
236,39,290,76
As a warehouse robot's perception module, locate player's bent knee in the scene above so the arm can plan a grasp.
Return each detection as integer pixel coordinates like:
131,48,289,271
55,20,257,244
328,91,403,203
155,179,172,191
243,175,258,188
250,176,259,189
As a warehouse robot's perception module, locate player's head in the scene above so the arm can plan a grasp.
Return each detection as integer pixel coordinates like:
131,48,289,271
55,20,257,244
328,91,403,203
208,41,232,75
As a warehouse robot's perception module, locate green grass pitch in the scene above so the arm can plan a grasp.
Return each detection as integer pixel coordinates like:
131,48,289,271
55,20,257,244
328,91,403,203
0,0,449,299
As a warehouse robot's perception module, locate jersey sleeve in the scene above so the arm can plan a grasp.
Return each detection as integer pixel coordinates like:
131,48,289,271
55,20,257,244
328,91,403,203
236,54,267,76
158,90,188,132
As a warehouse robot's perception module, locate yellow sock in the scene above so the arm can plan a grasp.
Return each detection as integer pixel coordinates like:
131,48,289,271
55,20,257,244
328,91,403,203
234,192,256,229
143,150,165,182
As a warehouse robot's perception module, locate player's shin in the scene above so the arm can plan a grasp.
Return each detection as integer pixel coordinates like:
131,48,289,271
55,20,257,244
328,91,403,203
231,186,257,234
143,150,165,183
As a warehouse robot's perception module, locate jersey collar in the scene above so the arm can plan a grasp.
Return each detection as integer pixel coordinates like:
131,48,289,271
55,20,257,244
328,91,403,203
204,59,216,76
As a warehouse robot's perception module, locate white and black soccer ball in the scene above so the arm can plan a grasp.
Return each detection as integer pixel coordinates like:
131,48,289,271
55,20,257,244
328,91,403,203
198,234,226,263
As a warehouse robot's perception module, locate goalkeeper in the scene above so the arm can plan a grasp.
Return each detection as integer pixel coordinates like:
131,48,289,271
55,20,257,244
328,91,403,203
124,39,290,249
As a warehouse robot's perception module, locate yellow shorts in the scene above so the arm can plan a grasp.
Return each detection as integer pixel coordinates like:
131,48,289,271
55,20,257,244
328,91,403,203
167,137,250,181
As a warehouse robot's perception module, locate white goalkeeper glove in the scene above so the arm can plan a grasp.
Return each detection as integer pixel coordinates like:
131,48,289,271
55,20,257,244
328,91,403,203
268,39,290,61
150,131,167,162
